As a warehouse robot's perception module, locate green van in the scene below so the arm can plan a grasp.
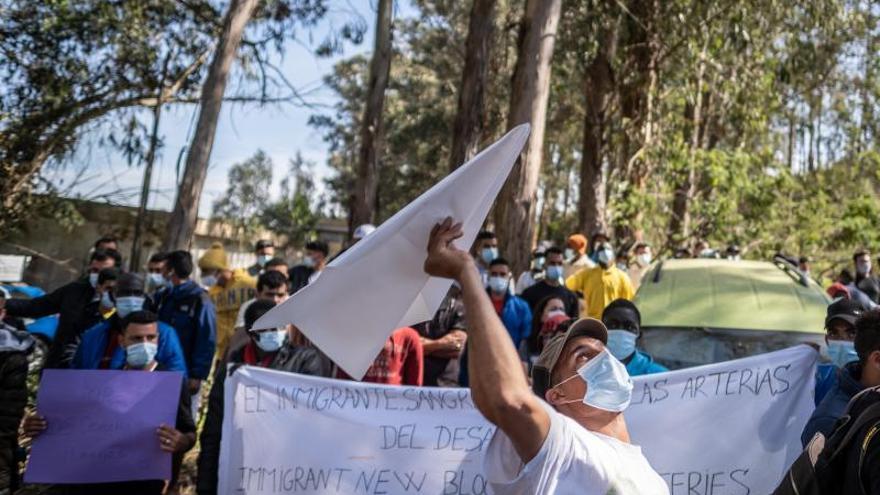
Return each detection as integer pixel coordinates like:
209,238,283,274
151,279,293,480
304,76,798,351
634,257,830,369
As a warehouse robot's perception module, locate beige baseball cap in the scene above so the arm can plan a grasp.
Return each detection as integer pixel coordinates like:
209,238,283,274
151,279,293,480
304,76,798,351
531,317,608,397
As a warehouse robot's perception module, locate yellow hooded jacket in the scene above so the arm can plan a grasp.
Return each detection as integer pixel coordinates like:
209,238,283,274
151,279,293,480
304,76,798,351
208,268,256,358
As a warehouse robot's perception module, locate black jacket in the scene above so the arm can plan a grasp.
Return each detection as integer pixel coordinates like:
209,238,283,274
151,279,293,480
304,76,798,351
0,327,31,492
5,278,100,368
196,342,334,494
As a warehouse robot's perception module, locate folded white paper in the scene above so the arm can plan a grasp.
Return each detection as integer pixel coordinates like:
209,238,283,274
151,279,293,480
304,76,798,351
252,124,530,379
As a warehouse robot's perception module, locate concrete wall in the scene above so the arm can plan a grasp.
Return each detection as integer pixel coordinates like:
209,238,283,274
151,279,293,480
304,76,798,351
1,199,348,292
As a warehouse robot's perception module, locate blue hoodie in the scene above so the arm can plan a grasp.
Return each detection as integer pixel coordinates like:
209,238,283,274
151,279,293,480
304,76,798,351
72,318,188,376
151,281,216,380
801,361,865,446
626,350,668,376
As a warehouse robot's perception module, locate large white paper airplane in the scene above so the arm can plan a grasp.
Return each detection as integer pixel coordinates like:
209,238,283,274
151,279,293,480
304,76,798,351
252,124,531,379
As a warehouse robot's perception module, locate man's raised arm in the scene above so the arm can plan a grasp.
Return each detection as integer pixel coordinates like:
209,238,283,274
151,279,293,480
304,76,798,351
424,218,550,462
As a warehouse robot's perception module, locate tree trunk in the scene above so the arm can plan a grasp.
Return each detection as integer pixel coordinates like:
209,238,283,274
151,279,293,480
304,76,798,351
578,22,617,237
495,0,563,274
787,113,795,170
668,41,707,244
163,0,259,251
350,0,394,230
130,101,163,271
449,0,496,171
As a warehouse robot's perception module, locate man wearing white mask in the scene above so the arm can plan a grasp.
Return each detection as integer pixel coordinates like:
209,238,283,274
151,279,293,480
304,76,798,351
460,257,533,386
601,299,667,377
22,311,196,495
423,218,667,494
197,300,334,494
813,298,863,407
24,309,196,494
473,230,499,286
854,250,880,304
72,273,187,375
628,242,653,290
246,240,276,277
566,241,635,319
5,249,118,369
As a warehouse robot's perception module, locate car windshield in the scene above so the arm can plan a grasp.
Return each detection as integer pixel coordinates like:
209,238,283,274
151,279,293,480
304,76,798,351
641,327,824,370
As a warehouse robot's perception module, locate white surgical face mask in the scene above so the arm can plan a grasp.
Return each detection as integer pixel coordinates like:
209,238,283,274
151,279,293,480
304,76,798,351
556,348,634,412
542,308,566,322
481,247,499,264
147,273,165,291
100,291,114,310
126,342,158,368
545,265,564,280
255,329,287,352
826,340,858,368
302,256,316,269
88,272,99,288
488,276,508,294
597,247,615,266
606,330,638,361
637,253,652,267
115,296,145,318
564,248,575,260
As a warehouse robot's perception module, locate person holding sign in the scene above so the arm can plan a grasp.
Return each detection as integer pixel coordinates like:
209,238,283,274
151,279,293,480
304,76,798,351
423,218,667,494
22,310,195,494
197,300,335,495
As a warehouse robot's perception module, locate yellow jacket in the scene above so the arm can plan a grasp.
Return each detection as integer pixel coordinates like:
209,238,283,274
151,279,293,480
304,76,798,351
565,265,635,319
208,268,256,358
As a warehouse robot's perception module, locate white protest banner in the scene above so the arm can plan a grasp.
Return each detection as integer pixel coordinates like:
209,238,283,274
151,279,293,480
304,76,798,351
625,345,817,495
219,366,496,494
252,124,530,379
219,346,816,494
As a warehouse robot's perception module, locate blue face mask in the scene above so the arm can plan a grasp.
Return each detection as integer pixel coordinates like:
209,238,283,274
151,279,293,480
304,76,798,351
88,272,99,288
545,265,564,280
126,342,158,368
256,329,287,352
488,276,508,294
532,257,546,271
827,340,858,368
302,256,316,269
557,348,633,412
200,275,217,288
257,254,273,267
147,273,165,291
606,330,638,361
597,247,615,266
100,291,114,309
481,247,499,264
115,296,145,318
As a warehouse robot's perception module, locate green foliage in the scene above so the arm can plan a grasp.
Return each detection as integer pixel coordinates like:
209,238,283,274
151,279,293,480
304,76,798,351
212,150,273,243
318,0,880,274
260,152,320,247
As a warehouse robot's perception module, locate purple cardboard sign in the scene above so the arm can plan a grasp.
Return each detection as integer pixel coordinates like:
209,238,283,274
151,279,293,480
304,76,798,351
24,369,182,484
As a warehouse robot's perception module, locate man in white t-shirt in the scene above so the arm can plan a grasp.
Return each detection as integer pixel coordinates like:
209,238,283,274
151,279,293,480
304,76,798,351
423,217,668,495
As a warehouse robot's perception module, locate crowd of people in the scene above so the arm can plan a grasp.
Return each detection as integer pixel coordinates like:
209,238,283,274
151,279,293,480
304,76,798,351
0,222,878,493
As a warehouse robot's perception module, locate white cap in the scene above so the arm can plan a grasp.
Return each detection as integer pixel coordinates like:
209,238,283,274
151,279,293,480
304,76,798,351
353,224,377,240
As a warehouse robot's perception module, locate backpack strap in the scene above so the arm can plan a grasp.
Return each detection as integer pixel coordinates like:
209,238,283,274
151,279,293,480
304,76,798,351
828,402,880,460
858,421,880,495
